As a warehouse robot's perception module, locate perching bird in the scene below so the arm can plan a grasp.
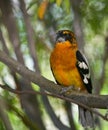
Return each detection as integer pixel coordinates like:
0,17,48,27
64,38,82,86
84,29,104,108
50,30,94,127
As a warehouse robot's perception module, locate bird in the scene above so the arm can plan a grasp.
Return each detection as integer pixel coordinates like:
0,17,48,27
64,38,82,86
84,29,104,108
50,30,94,127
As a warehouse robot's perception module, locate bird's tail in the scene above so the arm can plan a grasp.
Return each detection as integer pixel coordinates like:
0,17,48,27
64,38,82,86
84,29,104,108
78,106,94,128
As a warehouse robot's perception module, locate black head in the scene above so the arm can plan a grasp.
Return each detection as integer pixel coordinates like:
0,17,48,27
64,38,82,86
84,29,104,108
56,30,76,44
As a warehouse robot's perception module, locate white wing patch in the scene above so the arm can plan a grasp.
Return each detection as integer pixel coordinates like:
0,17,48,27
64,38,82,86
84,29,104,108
83,74,90,84
77,61,90,84
78,61,88,69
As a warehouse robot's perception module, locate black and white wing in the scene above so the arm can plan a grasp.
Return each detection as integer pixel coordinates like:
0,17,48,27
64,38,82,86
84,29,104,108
76,50,92,93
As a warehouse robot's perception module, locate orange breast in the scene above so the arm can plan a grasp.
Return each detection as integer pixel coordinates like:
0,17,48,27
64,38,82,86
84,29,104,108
50,42,85,91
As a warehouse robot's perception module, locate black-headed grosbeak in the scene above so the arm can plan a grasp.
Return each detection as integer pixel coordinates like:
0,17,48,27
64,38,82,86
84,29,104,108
50,30,94,127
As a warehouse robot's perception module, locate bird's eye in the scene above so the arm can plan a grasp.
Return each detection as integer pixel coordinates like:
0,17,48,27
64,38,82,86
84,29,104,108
64,33,72,43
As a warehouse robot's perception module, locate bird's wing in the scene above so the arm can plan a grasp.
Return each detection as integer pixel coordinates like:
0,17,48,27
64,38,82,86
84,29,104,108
76,50,92,93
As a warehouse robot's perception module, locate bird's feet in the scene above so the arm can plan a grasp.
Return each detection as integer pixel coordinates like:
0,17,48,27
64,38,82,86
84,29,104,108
60,86,74,95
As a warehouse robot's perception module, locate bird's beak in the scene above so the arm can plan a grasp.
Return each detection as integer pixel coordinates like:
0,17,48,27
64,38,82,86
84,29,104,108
56,37,65,43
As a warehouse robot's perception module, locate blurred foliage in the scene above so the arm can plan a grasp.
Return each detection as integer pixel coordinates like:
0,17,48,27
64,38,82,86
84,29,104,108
0,0,108,130
81,0,108,34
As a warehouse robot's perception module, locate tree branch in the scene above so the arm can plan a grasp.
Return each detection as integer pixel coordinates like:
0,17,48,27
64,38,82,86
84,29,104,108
41,94,71,130
0,97,13,130
0,84,108,122
0,50,108,109
19,0,40,73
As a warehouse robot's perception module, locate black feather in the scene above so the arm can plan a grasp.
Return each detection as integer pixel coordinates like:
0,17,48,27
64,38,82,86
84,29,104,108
76,50,92,93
